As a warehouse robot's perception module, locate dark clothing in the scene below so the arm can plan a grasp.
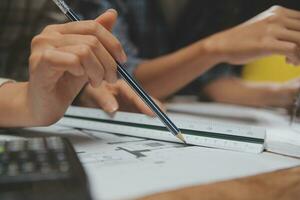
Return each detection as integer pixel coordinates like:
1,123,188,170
0,0,68,80
74,0,300,95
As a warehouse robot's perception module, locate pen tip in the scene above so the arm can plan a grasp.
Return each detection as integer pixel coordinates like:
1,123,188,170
176,132,187,144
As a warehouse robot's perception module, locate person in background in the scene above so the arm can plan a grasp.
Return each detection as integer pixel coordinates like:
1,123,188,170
187,0,300,109
0,9,139,127
2,0,300,116
72,0,300,109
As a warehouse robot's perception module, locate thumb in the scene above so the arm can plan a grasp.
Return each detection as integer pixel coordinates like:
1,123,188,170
95,9,118,32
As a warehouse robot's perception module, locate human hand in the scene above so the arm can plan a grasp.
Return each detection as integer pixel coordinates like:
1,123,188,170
266,78,300,109
27,9,127,125
76,79,165,117
205,6,300,65
201,76,300,110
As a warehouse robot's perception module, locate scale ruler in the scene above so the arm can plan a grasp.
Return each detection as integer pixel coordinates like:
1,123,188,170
58,106,266,153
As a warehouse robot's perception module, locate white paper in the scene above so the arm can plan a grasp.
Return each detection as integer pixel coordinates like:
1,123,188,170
26,126,300,200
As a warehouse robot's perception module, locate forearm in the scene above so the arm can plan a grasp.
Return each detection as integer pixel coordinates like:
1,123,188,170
202,77,277,107
0,82,35,127
134,6,300,100
134,39,222,100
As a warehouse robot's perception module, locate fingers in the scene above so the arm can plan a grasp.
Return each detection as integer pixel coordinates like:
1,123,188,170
79,80,166,116
42,18,127,63
271,41,300,65
278,29,300,45
280,6,300,19
129,94,166,117
117,81,166,117
275,30,300,65
32,9,126,88
131,96,155,117
133,97,166,117
260,6,300,65
90,84,119,113
32,34,117,83
95,9,118,32
36,34,118,83
58,45,105,87
96,93,119,113
153,98,166,113
283,18,300,32
30,49,85,80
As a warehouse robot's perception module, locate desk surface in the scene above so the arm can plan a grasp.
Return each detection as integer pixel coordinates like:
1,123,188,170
20,125,300,199
140,166,300,200
3,102,300,200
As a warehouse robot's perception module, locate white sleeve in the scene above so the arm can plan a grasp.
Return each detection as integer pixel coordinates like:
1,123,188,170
0,78,14,87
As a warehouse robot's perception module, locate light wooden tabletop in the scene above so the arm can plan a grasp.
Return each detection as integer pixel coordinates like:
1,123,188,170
140,166,300,200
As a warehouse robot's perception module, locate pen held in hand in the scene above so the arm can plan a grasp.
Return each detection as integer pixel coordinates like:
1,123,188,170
51,0,186,144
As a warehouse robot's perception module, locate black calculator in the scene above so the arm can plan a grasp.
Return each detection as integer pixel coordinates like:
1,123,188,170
0,136,91,200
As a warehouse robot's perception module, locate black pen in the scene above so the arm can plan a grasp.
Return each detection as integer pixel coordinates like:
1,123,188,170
52,0,186,143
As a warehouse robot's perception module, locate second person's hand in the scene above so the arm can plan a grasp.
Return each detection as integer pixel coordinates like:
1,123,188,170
204,6,300,66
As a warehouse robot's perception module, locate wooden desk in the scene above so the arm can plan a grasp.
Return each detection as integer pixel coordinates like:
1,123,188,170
140,166,300,200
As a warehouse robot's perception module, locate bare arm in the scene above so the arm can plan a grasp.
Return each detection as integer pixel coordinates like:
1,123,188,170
134,40,220,99
202,77,300,108
0,82,35,127
133,6,300,100
0,10,127,128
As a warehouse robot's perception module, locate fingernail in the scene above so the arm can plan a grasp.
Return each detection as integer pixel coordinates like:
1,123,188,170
150,112,156,118
119,50,127,63
105,102,118,113
106,9,117,14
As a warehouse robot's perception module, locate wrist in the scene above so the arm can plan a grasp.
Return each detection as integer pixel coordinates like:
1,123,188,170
17,82,41,126
201,33,229,65
26,81,62,127
0,82,37,127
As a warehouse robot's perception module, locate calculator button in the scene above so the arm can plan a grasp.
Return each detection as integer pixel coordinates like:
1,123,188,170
59,162,70,172
7,162,19,176
56,152,66,161
22,162,35,173
19,151,29,161
28,138,46,151
7,140,24,152
46,137,64,150
2,153,9,163
40,163,51,174
0,163,4,175
36,153,48,162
